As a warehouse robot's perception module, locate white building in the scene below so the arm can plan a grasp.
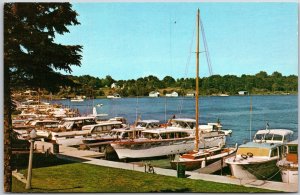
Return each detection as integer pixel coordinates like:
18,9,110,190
149,91,160,97
166,91,178,97
238,91,248,95
111,83,118,89
186,91,195,97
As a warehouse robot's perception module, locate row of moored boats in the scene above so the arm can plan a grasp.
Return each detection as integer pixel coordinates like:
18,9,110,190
12,99,298,184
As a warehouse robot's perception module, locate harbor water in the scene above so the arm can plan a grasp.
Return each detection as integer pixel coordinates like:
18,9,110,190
50,95,298,146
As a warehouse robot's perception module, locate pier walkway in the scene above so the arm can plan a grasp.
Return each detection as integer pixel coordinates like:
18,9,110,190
35,141,298,192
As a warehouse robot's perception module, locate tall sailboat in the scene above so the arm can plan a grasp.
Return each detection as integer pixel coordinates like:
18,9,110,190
170,9,236,171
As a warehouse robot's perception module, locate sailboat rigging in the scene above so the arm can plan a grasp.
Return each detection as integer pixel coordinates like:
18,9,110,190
194,8,200,152
170,9,236,171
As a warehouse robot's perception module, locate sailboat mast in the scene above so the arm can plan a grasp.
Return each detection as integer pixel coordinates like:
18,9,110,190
194,8,200,152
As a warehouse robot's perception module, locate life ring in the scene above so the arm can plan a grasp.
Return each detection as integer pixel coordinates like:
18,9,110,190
247,152,253,157
241,154,248,159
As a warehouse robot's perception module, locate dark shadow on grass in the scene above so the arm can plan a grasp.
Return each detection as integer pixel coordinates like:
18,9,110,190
12,153,78,170
32,186,83,192
149,188,191,192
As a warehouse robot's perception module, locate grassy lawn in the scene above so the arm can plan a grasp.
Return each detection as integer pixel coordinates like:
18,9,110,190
12,160,278,193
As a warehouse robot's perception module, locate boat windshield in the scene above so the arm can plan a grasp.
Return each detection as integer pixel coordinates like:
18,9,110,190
273,134,283,141
145,123,159,128
136,122,147,127
254,134,264,141
171,121,194,129
254,133,283,142
264,134,273,140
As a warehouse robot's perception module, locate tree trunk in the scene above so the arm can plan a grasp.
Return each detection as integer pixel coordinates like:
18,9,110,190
4,60,12,192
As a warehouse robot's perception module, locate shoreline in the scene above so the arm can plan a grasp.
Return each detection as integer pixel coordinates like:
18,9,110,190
47,93,298,100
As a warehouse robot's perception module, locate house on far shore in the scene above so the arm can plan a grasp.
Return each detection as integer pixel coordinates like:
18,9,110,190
166,91,178,97
111,83,118,89
238,91,248,95
186,91,195,97
149,91,160,97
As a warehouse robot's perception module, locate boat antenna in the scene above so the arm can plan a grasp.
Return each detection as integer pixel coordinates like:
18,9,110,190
136,94,139,122
194,8,200,152
266,121,270,132
249,96,252,141
164,96,167,123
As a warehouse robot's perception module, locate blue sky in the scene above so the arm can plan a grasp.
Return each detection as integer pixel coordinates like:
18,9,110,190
55,2,298,80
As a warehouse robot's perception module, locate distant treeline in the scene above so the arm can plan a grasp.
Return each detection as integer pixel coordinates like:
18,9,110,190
52,71,297,98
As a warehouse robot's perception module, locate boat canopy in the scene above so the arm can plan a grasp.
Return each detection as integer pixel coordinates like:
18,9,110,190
172,118,196,123
253,129,294,143
255,129,294,136
137,120,160,124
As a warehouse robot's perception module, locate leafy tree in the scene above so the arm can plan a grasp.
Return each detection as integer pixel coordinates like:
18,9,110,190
102,75,115,87
162,76,176,87
4,3,82,191
271,71,283,78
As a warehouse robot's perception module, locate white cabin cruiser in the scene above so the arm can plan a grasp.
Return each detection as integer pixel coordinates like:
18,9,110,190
135,120,160,130
225,129,294,180
52,120,124,146
110,128,195,159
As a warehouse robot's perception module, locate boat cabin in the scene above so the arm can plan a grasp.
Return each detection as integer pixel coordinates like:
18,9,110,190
82,121,123,134
237,142,283,158
109,116,127,124
170,118,196,129
110,129,144,139
29,120,59,128
285,139,298,164
142,129,191,140
253,129,294,144
136,120,160,129
58,116,96,130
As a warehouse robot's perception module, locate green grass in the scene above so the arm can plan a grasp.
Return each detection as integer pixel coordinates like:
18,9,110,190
12,162,278,193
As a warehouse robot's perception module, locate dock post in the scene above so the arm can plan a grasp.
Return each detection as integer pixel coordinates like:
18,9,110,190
53,143,59,154
220,158,223,176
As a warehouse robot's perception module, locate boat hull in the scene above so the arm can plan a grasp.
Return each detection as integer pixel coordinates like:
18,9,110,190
111,135,225,159
170,148,236,171
82,137,117,145
280,168,298,184
227,158,279,180
111,138,195,159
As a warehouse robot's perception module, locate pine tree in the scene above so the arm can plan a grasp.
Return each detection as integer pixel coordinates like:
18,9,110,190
4,3,82,191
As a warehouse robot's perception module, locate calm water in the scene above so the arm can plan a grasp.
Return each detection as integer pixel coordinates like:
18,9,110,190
50,95,298,146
